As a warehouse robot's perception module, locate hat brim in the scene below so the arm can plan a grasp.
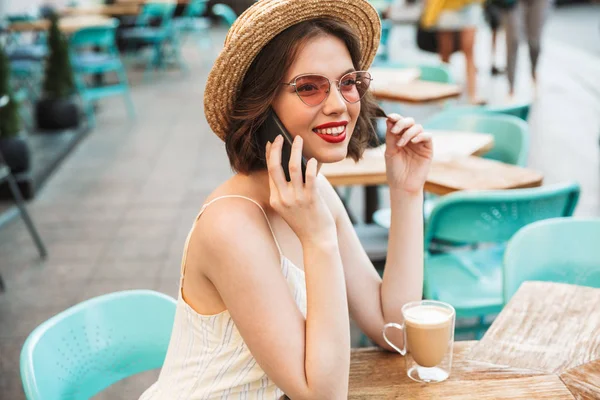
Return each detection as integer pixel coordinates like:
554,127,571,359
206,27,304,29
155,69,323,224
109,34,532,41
204,0,382,141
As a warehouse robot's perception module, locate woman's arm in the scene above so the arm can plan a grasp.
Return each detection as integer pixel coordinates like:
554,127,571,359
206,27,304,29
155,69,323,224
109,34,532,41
190,200,350,399
320,114,432,350
321,179,422,351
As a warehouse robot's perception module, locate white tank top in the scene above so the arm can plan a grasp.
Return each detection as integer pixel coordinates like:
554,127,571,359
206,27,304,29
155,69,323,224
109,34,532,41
139,195,307,399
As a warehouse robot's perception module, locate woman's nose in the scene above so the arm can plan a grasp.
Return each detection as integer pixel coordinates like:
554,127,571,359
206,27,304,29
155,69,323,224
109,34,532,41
322,84,347,115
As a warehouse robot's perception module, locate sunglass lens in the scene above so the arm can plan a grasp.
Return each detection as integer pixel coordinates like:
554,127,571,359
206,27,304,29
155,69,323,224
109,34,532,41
294,75,330,106
340,71,371,103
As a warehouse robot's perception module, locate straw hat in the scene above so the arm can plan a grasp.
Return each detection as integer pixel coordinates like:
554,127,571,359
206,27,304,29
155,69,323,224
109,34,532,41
204,0,381,141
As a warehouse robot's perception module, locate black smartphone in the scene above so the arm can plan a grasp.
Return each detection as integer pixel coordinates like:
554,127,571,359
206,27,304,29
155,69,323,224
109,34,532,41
256,108,307,182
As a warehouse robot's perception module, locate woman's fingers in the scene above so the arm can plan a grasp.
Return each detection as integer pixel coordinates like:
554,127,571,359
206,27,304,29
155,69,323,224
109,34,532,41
266,135,289,189
304,157,318,195
410,131,433,145
289,135,304,193
390,117,415,135
396,123,423,147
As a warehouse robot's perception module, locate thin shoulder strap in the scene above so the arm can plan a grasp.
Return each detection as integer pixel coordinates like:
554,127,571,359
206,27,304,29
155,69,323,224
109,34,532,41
180,195,283,280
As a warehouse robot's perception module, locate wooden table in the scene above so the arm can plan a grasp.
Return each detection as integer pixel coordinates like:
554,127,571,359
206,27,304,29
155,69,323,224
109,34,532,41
62,4,140,16
350,341,575,399
322,130,492,186
8,16,115,34
468,281,600,399
350,282,600,398
426,156,543,195
369,67,421,92
371,80,463,104
321,134,542,195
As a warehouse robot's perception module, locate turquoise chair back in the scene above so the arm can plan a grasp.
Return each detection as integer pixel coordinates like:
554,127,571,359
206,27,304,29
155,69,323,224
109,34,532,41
445,102,530,121
69,20,119,53
20,290,176,400
425,183,581,249
183,0,209,17
212,3,238,27
424,112,530,166
374,61,452,83
503,218,600,302
136,2,177,28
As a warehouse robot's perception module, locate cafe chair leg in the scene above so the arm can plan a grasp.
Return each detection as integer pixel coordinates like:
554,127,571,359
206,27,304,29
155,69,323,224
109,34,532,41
5,171,47,259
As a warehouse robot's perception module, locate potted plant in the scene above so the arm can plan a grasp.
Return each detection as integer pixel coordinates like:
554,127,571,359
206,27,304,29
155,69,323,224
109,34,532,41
0,45,30,174
35,12,80,131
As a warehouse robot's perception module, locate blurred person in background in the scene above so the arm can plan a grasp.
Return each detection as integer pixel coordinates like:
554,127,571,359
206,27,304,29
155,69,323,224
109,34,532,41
422,0,487,105
484,0,506,75
503,0,552,99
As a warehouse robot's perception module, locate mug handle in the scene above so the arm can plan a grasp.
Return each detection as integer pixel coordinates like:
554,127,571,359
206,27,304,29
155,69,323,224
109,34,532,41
383,322,406,356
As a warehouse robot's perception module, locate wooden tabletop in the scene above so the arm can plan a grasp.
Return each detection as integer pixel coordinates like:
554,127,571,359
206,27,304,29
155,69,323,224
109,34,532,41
426,155,544,195
468,281,600,398
369,67,421,93
62,4,140,16
371,80,463,103
321,130,542,195
8,16,115,34
349,341,575,399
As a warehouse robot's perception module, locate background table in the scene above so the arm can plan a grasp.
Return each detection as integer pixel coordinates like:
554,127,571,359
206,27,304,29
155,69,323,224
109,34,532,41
321,139,543,194
426,156,544,195
63,5,140,16
9,16,115,34
371,80,463,103
369,67,421,92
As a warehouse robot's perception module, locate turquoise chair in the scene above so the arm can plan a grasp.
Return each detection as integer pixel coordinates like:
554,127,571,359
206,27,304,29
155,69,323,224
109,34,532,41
212,3,238,27
424,112,530,166
121,2,181,76
20,290,176,400
503,218,600,303
69,21,135,128
444,101,531,121
374,19,392,63
424,182,580,324
174,0,210,49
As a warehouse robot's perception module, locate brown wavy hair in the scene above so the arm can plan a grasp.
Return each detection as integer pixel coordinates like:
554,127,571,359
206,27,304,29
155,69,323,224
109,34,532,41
226,18,379,174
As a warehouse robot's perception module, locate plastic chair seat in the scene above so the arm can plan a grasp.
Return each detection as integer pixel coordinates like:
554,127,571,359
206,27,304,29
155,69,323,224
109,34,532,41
174,17,210,32
425,244,505,317
7,44,47,61
10,59,42,76
72,53,123,73
80,84,131,101
121,27,170,43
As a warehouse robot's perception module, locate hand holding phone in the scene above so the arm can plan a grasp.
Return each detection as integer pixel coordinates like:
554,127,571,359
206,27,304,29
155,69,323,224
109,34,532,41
257,108,308,182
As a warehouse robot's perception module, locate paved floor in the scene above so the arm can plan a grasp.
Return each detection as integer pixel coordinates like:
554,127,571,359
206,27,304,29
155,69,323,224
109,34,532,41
1,5,599,399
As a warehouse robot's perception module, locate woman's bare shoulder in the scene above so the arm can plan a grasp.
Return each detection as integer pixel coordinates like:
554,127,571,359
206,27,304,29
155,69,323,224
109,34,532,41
185,178,279,271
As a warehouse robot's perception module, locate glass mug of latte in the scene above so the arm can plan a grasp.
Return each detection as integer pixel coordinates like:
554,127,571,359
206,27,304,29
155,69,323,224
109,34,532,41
383,300,455,383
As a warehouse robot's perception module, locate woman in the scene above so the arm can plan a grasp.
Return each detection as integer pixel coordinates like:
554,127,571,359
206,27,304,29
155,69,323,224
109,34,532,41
140,0,433,398
422,0,486,104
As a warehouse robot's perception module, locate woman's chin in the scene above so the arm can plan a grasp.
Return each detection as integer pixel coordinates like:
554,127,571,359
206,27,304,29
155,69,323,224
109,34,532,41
314,149,348,164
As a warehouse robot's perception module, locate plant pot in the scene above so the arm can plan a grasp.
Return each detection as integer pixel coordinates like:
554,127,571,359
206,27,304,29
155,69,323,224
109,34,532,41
35,96,80,131
0,134,30,174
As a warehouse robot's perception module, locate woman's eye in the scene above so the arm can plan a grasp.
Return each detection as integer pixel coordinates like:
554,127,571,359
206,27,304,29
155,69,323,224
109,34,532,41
297,84,319,93
341,79,357,87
